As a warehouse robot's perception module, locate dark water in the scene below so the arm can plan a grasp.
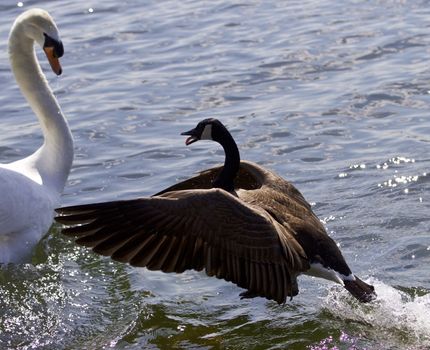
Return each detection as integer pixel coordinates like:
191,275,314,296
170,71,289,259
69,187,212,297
0,0,429,349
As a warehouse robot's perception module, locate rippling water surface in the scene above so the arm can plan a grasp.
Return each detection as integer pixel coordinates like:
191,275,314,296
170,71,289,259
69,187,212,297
0,0,429,349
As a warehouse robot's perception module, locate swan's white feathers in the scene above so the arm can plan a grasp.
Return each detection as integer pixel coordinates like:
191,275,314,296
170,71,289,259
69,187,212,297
0,9,73,264
14,8,60,47
0,167,58,262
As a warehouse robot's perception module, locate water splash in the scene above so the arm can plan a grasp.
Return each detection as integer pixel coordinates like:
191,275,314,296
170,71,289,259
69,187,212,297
322,278,430,349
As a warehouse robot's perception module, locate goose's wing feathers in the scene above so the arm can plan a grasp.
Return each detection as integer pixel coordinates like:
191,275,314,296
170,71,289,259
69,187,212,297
56,188,309,303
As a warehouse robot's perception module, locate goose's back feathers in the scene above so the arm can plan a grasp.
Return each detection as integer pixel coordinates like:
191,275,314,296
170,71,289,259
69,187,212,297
156,160,311,205
157,160,320,234
57,188,310,303
154,160,263,195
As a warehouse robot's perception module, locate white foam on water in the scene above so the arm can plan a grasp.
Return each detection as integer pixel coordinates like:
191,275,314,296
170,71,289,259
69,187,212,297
323,278,430,348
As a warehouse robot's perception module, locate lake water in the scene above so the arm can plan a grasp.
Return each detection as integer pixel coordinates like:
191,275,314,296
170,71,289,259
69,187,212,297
0,0,429,349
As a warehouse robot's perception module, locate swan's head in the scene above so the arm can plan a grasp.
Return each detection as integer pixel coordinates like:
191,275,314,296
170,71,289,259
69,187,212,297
13,9,64,75
181,118,227,145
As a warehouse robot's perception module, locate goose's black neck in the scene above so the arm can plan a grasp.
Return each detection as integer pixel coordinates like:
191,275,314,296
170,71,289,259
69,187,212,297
212,127,240,192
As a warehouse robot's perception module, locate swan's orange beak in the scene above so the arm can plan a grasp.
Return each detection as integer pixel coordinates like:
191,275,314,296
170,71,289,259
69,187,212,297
43,46,62,75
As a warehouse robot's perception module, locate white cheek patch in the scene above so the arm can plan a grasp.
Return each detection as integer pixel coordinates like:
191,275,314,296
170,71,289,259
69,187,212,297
201,124,212,140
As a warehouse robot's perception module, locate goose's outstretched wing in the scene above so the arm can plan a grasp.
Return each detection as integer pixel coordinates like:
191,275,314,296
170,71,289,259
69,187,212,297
56,189,309,303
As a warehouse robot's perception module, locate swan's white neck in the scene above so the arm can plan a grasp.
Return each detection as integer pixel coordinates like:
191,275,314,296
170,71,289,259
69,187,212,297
8,21,73,193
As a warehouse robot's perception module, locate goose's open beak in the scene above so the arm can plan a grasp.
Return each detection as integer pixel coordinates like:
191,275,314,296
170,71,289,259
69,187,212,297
181,128,199,146
43,46,62,75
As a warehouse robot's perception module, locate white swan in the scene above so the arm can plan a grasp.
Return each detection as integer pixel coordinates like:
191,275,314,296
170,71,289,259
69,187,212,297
0,9,73,264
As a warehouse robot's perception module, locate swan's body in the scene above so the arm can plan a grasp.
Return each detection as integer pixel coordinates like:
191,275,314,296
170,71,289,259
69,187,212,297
0,9,73,263
56,119,375,304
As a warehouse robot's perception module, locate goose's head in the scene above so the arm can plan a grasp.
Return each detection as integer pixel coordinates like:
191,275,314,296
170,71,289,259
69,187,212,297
182,118,240,192
13,9,64,75
181,118,228,146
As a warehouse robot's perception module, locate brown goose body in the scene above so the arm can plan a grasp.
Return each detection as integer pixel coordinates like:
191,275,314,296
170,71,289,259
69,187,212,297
56,119,375,304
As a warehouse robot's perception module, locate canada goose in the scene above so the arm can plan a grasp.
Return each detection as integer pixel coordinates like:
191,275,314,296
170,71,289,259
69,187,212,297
0,9,73,264
55,119,375,304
